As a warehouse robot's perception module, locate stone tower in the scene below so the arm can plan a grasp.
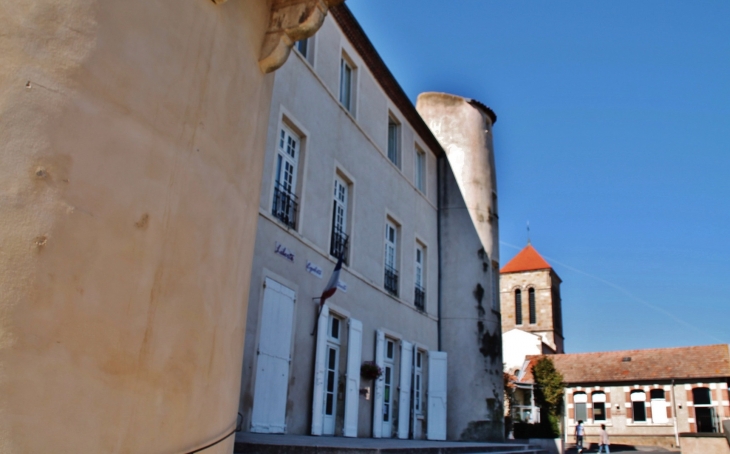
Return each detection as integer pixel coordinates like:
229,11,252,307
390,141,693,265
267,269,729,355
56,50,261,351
500,244,564,372
417,92,503,441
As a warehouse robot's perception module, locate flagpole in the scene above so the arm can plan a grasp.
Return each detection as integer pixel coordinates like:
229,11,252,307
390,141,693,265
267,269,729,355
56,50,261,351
311,298,323,336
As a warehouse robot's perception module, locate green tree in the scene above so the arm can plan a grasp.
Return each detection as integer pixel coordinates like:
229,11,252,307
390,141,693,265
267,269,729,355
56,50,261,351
532,357,564,437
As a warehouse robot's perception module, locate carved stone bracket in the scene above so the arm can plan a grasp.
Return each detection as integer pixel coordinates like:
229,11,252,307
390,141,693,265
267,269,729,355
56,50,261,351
213,0,341,73
210,0,343,72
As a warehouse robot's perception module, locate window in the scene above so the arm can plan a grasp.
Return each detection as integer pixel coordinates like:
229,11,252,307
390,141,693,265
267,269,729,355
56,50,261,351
515,289,523,325
693,387,716,433
295,39,308,58
650,389,668,424
414,244,425,310
574,392,587,422
528,288,536,324
383,339,395,424
339,57,353,112
330,175,349,262
324,314,342,424
414,350,423,414
384,221,398,296
272,125,300,228
415,146,425,192
631,391,647,423
592,392,606,421
387,116,400,167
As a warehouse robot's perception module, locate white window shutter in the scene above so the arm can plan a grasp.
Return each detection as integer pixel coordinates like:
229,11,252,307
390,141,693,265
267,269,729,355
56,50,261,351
427,351,447,441
397,340,413,439
310,305,330,436
343,318,363,437
372,329,385,438
651,399,668,424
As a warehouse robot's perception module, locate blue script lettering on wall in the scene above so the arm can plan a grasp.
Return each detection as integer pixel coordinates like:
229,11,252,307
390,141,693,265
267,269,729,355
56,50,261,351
274,241,295,262
336,280,347,292
306,261,323,278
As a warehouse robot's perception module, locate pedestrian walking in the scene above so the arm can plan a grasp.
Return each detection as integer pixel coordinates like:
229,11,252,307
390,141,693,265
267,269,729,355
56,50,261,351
575,420,585,453
598,424,610,453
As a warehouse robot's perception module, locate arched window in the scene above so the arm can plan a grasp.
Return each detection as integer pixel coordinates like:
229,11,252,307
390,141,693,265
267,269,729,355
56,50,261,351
515,289,523,325
574,392,587,422
528,288,536,324
650,389,668,423
592,392,606,421
631,391,647,423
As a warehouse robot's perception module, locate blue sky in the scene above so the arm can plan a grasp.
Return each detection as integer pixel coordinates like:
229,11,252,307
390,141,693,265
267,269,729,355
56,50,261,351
347,0,730,353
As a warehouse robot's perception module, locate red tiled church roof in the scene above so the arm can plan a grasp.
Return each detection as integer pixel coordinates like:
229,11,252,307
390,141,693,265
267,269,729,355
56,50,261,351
500,244,552,274
519,344,730,384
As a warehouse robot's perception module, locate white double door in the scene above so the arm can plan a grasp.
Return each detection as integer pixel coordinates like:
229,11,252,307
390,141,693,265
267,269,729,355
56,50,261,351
251,278,295,433
372,331,447,441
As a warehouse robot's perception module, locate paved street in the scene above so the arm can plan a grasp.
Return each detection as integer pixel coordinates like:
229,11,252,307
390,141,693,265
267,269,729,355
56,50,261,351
566,445,680,453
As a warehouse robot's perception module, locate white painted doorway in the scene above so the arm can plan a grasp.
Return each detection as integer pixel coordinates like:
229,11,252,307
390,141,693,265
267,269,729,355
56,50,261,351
323,314,342,435
251,278,295,433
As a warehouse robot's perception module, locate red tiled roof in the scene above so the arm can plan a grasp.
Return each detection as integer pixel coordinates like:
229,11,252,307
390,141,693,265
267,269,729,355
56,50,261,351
518,344,730,384
500,244,552,274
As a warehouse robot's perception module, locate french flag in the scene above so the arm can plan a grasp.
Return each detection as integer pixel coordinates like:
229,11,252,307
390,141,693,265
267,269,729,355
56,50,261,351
319,254,344,305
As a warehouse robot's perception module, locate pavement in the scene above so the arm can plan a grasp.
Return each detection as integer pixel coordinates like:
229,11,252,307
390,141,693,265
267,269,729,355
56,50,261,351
235,433,544,453
565,445,680,453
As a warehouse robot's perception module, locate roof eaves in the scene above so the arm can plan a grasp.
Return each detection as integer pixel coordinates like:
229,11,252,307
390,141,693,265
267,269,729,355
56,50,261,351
329,4,446,158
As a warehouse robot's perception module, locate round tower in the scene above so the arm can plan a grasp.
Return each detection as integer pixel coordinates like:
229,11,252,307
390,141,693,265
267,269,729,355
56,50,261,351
417,92,503,440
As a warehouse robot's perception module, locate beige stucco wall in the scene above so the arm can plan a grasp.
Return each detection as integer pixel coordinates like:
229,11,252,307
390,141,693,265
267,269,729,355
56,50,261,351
0,1,276,452
680,436,730,454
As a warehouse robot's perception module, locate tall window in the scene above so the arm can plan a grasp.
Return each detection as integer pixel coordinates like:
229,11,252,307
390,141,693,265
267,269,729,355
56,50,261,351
415,146,425,192
414,350,424,414
693,387,716,432
339,58,353,112
592,392,606,421
272,125,300,228
387,116,400,167
384,221,398,296
528,288,537,324
330,176,349,262
631,391,647,423
414,244,425,310
650,389,668,424
515,289,523,325
574,392,587,422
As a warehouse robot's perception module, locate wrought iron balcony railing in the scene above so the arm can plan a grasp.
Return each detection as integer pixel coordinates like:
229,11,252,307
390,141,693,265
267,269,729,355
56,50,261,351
272,183,298,229
384,265,399,297
330,228,349,263
414,284,425,311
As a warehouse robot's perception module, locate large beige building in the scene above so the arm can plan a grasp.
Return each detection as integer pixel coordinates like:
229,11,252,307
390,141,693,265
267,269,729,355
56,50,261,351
238,5,505,442
0,0,341,452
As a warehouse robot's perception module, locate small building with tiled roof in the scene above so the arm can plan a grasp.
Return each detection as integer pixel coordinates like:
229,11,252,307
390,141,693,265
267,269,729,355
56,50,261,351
514,344,730,450
500,244,565,374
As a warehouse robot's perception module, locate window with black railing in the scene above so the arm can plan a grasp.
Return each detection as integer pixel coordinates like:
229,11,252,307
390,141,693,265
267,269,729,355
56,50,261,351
384,265,399,296
272,183,298,229
330,227,349,263
414,284,425,311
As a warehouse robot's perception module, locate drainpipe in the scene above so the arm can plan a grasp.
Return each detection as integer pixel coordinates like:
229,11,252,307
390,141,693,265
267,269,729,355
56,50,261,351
436,154,444,351
564,391,569,451
671,379,680,448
